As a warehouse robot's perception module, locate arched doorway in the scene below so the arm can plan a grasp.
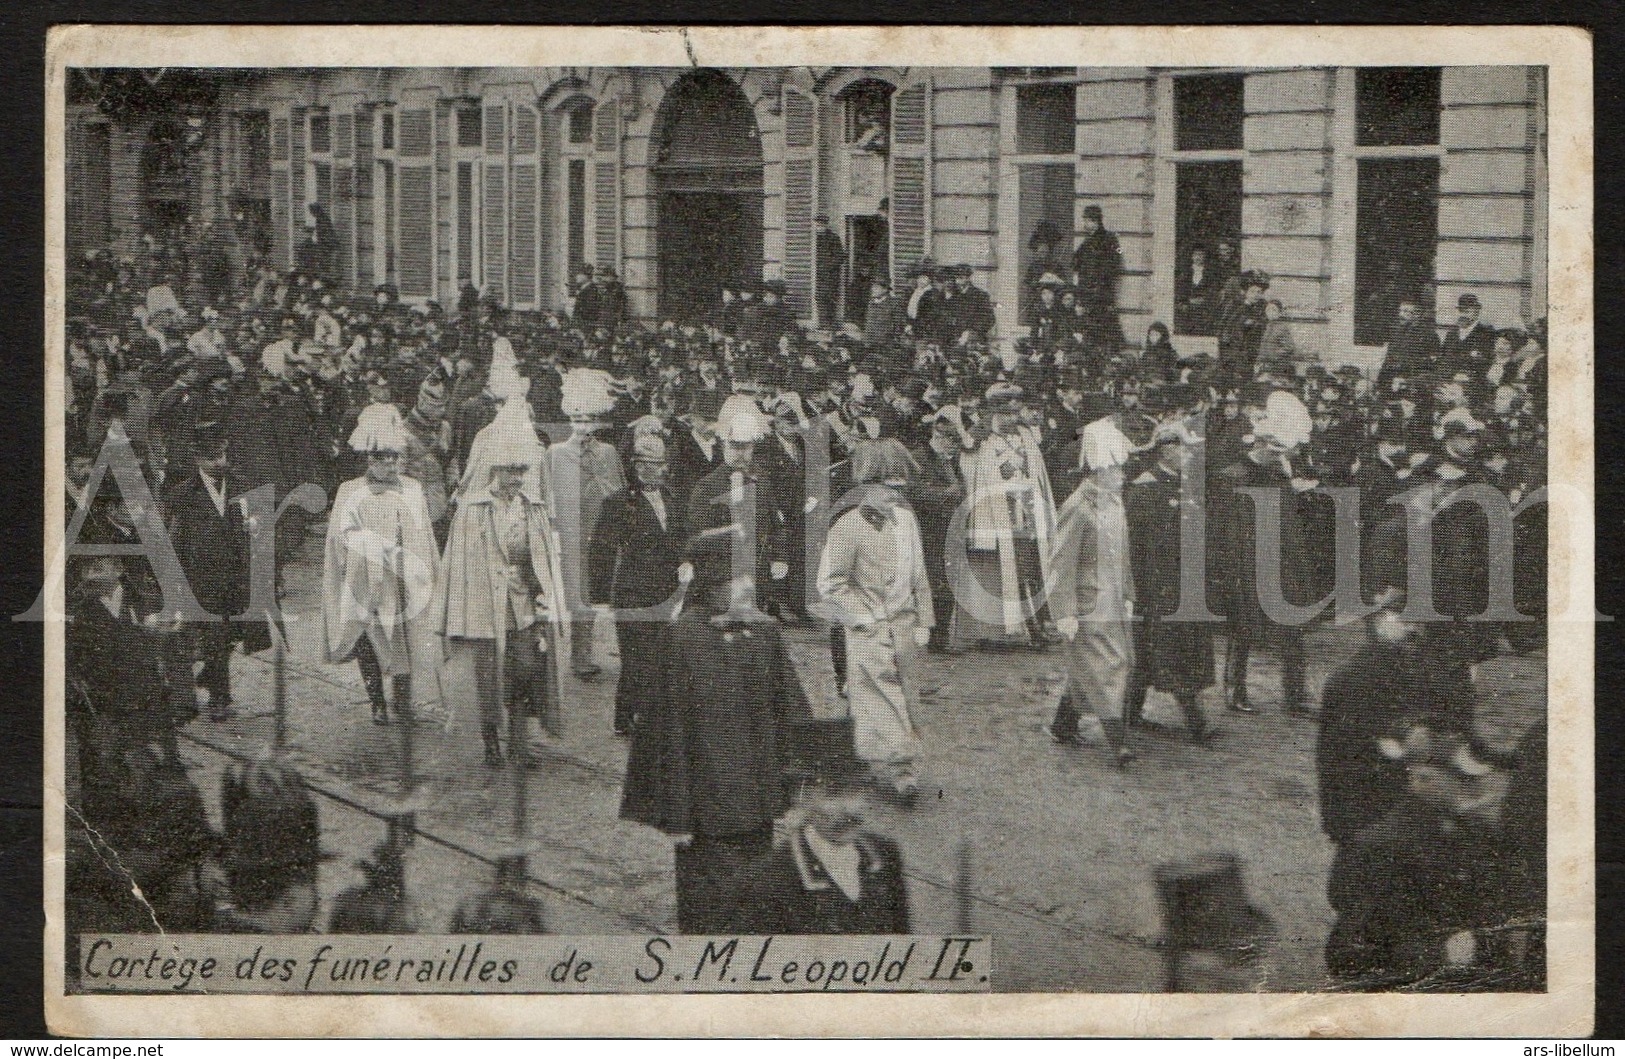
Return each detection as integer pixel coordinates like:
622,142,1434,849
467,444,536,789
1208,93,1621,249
651,70,764,323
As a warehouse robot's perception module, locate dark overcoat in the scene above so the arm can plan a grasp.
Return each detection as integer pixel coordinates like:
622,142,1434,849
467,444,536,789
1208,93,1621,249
618,611,813,839
1125,464,1215,694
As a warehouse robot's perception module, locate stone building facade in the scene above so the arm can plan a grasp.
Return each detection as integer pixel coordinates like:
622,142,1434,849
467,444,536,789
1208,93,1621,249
65,65,1547,370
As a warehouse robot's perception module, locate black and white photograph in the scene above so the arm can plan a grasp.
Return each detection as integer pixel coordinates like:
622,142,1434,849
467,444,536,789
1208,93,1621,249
40,24,1595,1038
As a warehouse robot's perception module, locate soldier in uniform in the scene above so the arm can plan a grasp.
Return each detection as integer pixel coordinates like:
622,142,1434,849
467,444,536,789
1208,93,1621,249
1123,422,1219,744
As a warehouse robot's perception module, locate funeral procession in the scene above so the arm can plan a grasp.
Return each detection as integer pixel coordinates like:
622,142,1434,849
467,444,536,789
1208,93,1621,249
55,63,1552,994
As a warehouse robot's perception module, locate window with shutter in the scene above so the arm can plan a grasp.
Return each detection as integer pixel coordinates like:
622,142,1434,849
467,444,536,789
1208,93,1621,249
510,103,541,309
782,85,819,318
335,165,354,285
397,107,435,298
353,105,374,289
593,101,621,275
290,110,307,259
484,160,506,303
270,169,289,268
889,80,932,289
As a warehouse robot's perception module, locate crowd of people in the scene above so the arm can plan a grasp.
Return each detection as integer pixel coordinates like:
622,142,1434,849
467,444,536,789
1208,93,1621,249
63,202,1548,988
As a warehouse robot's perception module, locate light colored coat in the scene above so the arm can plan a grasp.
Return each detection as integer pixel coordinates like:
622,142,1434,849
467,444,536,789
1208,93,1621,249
439,483,570,721
960,424,1058,633
322,475,442,676
815,492,935,630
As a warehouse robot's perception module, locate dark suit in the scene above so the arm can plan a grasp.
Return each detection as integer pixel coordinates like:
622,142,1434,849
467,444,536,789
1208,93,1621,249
1377,318,1442,393
906,444,965,650
686,462,787,592
165,470,251,711
589,486,686,732
1211,455,1310,709
726,829,910,935
1437,321,1496,382
757,435,812,619
667,427,724,512
948,284,996,345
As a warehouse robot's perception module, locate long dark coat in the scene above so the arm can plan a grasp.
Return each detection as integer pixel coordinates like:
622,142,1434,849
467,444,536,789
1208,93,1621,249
1210,455,1312,632
905,444,965,605
165,470,251,620
1125,464,1215,694
619,610,813,838
686,463,787,583
1326,795,1505,987
725,829,910,935
1316,643,1439,846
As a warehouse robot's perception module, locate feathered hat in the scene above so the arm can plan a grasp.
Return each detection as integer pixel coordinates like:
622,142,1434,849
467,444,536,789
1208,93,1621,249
560,367,618,421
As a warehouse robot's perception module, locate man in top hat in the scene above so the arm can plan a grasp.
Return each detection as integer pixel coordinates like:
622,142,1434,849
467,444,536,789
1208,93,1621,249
815,214,846,328
757,390,815,623
669,387,727,510
1416,407,1501,669
322,404,443,727
955,381,1060,650
862,274,908,363
1122,421,1220,745
1324,723,1510,987
725,719,910,935
164,420,255,723
1437,293,1496,382
911,266,956,350
1071,205,1125,355
1210,390,1313,716
619,530,814,934
907,405,970,653
589,430,686,736
947,264,996,348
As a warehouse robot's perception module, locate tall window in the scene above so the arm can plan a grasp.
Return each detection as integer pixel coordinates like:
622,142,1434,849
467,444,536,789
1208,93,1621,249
1356,68,1442,147
1354,159,1439,345
1011,80,1077,320
1351,68,1442,345
305,109,333,223
1174,74,1245,151
1015,82,1076,154
557,96,596,288
453,105,483,291
1169,73,1246,337
373,107,398,287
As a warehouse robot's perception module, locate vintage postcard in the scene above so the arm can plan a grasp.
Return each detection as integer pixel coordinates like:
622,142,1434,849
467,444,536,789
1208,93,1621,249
40,24,1594,1037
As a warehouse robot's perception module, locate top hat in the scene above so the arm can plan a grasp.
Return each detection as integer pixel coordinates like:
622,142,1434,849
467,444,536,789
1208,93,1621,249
1154,852,1274,953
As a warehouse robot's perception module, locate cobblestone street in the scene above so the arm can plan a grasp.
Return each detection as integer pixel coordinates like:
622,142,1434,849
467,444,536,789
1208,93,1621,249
83,530,1547,992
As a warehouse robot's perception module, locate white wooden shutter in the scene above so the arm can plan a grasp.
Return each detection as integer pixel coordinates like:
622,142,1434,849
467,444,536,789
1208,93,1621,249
289,108,307,264
270,112,290,268
592,100,621,275
889,78,932,290
538,108,561,309
396,106,435,299
782,84,819,319
481,101,507,304
509,101,541,310
333,109,355,286
352,105,374,290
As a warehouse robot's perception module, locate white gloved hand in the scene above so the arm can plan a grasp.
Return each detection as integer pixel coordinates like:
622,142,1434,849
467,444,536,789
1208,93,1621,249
912,626,930,648
770,561,789,581
1056,616,1079,642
